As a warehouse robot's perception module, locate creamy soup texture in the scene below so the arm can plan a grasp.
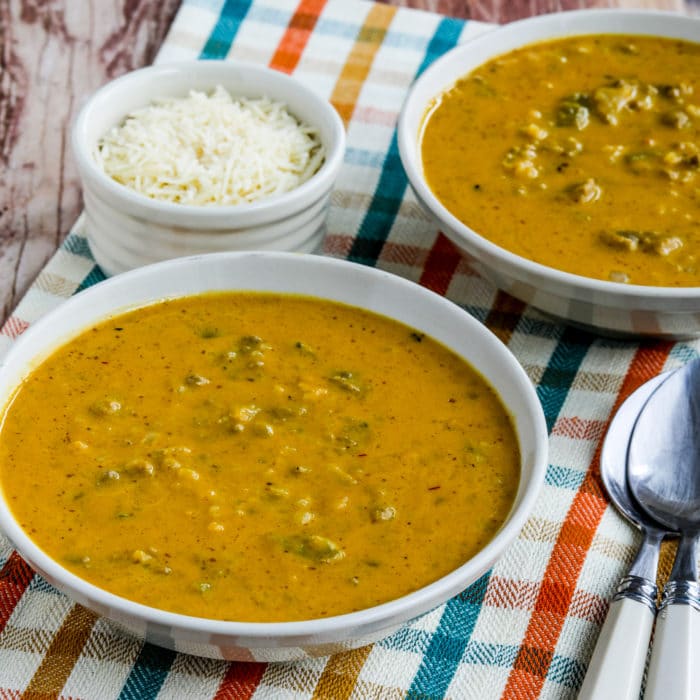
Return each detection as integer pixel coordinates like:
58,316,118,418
421,35,700,286
0,293,519,622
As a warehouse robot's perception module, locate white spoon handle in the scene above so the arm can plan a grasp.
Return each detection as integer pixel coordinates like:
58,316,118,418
644,603,700,700
578,595,654,700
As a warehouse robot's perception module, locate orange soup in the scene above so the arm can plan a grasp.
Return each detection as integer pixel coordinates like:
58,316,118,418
0,293,519,622
422,35,700,286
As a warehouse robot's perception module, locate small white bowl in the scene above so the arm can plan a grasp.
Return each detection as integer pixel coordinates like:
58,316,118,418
398,10,700,338
72,62,346,276
0,252,547,661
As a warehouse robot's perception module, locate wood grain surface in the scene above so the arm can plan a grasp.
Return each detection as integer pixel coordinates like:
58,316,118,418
1,0,698,325
384,0,696,22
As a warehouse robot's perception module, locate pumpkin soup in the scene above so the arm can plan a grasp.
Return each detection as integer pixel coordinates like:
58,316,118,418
421,34,700,286
0,293,519,622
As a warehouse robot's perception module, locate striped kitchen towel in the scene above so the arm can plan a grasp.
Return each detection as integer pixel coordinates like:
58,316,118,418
0,1,694,698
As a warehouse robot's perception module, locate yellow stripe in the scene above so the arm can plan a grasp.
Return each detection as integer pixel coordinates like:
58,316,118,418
330,3,397,126
311,644,374,700
22,605,97,700
658,539,677,595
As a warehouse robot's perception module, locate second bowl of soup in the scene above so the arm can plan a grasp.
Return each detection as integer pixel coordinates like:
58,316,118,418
398,10,700,337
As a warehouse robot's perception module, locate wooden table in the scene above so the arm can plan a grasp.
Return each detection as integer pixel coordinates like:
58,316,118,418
1,0,697,326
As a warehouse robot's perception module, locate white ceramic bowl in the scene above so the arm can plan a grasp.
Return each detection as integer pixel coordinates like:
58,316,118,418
72,62,346,276
0,252,547,661
398,10,700,339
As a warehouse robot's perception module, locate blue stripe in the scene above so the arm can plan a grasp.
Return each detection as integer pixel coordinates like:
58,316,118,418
545,463,586,491
547,653,586,689
460,303,492,325
537,327,592,432
347,16,464,266
315,17,371,41
413,16,467,75
29,576,61,594
345,147,387,169
118,642,177,700
239,4,436,41
245,5,293,27
76,266,107,293
317,16,439,50
462,640,519,667
199,0,253,59
185,0,226,11
434,639,584,689
379,624,436,655
408,573,489,698
63,233,92,260
669,344,699,364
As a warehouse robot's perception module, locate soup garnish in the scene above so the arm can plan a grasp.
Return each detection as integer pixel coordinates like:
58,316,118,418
96,87,325,206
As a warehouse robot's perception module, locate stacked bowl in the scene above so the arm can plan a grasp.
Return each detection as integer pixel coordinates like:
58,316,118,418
72,61,346,276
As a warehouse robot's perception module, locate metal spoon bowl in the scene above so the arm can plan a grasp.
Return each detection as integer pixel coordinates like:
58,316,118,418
601,372,670,532
630,361,700,534
579,373,671,699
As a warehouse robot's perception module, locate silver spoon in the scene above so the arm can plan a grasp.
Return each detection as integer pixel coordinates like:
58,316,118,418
579,373,670,700
628,359,700,700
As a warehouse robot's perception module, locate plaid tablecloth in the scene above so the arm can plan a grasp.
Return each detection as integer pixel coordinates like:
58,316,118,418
0,1,695,698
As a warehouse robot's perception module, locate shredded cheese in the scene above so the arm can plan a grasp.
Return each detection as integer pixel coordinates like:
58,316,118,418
95,86,325,206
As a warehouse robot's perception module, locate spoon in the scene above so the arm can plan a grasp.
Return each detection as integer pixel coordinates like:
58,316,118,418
628,359,700,700
578,373,670,700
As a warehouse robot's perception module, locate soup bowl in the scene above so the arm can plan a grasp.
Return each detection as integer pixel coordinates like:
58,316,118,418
398,10,700,338
0,252,547,661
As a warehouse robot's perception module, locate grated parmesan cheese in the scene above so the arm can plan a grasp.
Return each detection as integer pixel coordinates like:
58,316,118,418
95,86,325,206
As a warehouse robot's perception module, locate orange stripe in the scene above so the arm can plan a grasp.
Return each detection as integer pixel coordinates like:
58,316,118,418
551,416,607,442
418,232,461,296
485,576,540,610
269,0,326,74
329,3,397,126
213,662,267,700
311,645,373,700
501,342,672,699
21,605,97,700
569,589,608,626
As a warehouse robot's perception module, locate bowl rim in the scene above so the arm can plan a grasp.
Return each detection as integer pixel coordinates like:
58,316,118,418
71,60,346,223
0,251,548,645
397,8,700,304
